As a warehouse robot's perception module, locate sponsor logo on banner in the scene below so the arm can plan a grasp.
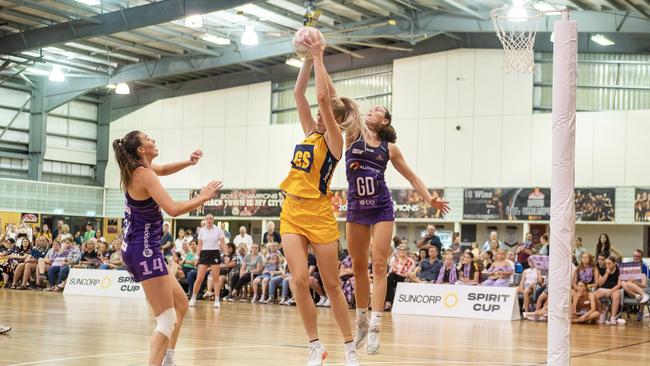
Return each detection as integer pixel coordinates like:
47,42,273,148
190,189,285,217
64,269,145,299
392,283,520,321
331,188,446,219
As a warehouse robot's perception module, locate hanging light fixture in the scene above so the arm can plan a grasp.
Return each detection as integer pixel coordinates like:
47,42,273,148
115,82,130,95
241,25,258,46
48,65,64,82
285,58,304,68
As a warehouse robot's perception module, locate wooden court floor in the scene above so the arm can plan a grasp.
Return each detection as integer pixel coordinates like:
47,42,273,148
1,290,650,366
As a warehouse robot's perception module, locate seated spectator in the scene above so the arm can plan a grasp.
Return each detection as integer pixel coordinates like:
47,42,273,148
46,239,74,291
407,246,441,283
571,280,600,324
621,249,649,304
515,233,535,270
230,243,263,301
181,240,198,278
417,248,428,265
482,250,513,287
538,234,550,255
518,258,542,312
253,253,282,303
13,237,48,290
170,252,185,281
471,242,480,258
39,240,61,286
174,229,187,253
457,252,480,285
506,251,515,268
481,231,502,253
265,260,290,304
9,238,32,289
99,239,123,270
385,244,416,311
208,243,240,301
436,252,457,284
309,251,329,307
225,243,249,301
525,288,548,321
57,224,72,242
78,239,99,269
573,253,598,292
481,250,494,271
1,238,21,286
338,255,355,307
40,224,53,243
97,241,111,267
277,265,293,305
594,256,622,325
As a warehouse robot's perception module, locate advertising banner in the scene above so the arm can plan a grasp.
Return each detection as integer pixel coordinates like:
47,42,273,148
619,262,645,281
463,188,550,221
331,189,446,219
391,283,520,321
63,269,145,299
190,189,285,217
575,188,615,222
634,188,650,222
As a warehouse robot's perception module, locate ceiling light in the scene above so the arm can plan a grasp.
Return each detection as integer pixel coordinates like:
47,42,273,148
76,0,100,5
106,84,116,89
184,15,203,28
48,65,64,82
286,57,304,68
115,82,130,95
202,33,231,45
241,25,258,46
387,19,397,26
591,34,614,46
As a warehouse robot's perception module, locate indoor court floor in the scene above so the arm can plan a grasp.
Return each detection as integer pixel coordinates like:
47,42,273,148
1,291,649,366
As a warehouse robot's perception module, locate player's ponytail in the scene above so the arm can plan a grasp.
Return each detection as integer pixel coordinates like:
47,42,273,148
112,130,143,191
331,96,371,142
377,107,397,143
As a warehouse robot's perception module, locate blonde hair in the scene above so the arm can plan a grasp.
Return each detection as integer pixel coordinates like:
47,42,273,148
330,97,371,142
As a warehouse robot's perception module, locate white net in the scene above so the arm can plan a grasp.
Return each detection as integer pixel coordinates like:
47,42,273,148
490,6,542,74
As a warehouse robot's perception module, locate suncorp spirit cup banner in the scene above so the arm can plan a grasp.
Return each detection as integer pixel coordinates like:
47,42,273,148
63,269,145,299
391,283,520,321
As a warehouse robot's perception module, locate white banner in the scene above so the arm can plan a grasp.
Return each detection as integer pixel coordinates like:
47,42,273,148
63,269,145,299
392,283,520,321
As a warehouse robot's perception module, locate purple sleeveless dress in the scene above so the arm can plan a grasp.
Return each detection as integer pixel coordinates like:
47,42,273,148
121,192,168,282
345,138,394,226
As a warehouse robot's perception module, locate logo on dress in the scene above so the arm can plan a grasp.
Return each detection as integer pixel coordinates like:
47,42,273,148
142,248,153,258
349,162,360,170
352,148,364,155
376,154,384,161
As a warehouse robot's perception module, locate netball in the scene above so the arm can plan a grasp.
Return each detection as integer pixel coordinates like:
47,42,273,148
292,27,324,59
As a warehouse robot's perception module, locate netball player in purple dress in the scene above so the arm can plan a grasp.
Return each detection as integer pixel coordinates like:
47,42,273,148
346,106,449,355
113,131,221,366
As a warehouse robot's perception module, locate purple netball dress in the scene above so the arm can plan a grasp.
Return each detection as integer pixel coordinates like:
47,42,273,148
121,192,168,282
346,138,395,226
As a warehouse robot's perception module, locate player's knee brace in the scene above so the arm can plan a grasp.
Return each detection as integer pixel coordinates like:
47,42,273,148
154,307,177,339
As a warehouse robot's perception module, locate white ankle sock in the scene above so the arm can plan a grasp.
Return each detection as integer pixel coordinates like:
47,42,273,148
165,348,175,358
310,339,323,349
344,340,355,353
356,307,368,323
369,311,382,328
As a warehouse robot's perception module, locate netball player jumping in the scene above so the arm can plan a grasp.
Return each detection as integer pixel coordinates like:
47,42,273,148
347,107,449,354
279,33,364,366
113,132,221,366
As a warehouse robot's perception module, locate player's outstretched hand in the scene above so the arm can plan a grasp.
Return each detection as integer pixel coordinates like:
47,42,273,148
189,149,203,165
200,181,223,200
430,197,450,215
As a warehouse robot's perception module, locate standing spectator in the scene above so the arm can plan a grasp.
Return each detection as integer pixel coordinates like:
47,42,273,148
233,226,253,247
450,234,462,263
515,233,535,270
17,222,33,242
263,222,281,244
161,222,174,260
220,222,231,244
82,223,96,243
407,246,442,283
4,224,17,241
457,252,480,285
481,231,502,253
538,234,550,256
573,237,586,266
416,225,442,257
174,229,186,253
435,252,458,284
52,220,64,241
385,244,416,310
595,233,621,260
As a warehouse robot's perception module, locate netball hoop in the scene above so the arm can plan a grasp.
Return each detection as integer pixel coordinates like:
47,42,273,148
490,4,542,74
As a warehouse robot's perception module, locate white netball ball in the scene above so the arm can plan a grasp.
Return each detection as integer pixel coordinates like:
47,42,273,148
292,27,324,59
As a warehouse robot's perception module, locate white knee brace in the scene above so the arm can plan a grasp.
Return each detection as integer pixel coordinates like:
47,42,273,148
154,307,177,339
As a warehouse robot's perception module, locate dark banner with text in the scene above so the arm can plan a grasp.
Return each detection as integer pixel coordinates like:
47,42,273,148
190,189,285,217
331,189,446,219
463,188,550,221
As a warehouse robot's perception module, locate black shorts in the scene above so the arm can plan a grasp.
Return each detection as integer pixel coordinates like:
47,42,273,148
198,250,222,265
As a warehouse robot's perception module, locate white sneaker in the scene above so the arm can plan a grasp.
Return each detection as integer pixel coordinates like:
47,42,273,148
0,325,11,334
214,299,221,308
189,298,196,307
162,351,176,366
345,347,360,366
322,298,331,307
259,297,269,304
251,295,259,303
316,297,327,306
279,297,287,305
354,321,369,350
641,294,650,304
367,325,380,355
307,344,327,366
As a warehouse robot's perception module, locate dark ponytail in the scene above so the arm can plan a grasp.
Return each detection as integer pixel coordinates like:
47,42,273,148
377,107,396,143
112,130,143,191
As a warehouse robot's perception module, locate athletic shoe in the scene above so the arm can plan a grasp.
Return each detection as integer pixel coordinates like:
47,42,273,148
279,297,287,305
0,326,11,334
288,298,296,306
353,321,369,350
322,298,331,307
641,294,650,304
162,353,176,366
307,344,327,366
226,296,235,302
251,295,259,303
345,347,360,366
214,299,221,308
598,312,606,324
259,298,269,304
189,298,196,307
203,291,214,299
367,325,381,355
316,297,327,307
